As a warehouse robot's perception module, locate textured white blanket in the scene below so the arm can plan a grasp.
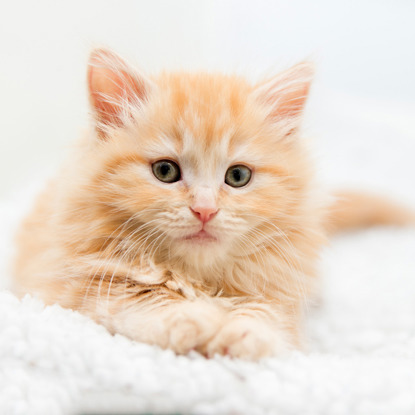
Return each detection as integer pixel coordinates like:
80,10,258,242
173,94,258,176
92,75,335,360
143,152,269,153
1,93,415,414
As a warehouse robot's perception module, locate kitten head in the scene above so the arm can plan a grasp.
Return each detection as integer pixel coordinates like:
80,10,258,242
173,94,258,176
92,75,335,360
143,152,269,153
83,49,315,273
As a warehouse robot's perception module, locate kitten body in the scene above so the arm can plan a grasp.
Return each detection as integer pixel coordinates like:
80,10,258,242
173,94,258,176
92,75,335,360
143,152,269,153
15,50,403,359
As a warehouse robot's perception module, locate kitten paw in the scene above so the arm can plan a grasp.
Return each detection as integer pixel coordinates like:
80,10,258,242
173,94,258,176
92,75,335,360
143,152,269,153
206,317,289,359
165,302,223,355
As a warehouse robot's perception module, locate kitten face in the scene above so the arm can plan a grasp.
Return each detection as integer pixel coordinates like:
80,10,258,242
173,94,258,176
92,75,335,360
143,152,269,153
86,51,313,269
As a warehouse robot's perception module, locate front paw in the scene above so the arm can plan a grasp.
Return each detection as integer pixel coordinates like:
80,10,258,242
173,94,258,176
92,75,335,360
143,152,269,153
165,301,223,355
206,317,290,359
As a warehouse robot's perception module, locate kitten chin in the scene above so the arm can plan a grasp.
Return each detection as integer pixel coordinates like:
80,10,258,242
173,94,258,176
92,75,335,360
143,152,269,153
13,48,412,360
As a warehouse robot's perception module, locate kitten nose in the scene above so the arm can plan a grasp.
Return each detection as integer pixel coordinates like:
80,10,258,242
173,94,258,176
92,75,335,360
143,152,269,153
190,206,218,224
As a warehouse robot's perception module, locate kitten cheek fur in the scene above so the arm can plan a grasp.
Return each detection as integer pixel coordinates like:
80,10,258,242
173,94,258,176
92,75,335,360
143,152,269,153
13,48,326,359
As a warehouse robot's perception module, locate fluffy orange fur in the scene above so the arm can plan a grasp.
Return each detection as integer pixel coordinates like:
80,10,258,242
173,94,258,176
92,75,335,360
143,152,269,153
13,49,411,359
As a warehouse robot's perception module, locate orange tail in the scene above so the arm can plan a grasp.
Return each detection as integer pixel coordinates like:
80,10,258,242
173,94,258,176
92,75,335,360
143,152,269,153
326,191,415,235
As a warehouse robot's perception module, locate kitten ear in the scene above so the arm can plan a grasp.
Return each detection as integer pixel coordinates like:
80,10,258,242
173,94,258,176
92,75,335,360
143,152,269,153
87,48,151,136
254,62,314,130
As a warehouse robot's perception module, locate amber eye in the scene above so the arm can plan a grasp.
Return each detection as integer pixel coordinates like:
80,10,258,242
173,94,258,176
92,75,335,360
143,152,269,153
225,165,252,188
152,160,181,183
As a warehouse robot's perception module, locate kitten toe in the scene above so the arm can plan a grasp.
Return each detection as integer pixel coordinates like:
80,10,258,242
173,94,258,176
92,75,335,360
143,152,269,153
207,317,290,360
165,301,224,355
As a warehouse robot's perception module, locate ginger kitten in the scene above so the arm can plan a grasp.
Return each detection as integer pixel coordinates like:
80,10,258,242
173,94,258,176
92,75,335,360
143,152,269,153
13,49,411,359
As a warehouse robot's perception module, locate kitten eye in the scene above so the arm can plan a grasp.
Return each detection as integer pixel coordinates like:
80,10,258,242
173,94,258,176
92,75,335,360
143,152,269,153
225,165,252,188
152,160,181,183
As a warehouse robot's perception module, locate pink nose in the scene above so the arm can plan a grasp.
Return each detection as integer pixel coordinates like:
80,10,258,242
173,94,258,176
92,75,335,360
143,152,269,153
190,206,218,224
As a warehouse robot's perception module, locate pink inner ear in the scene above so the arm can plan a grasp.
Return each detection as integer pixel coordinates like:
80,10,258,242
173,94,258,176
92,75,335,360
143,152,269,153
88,49,147,130
256,62,314,122
267,82,310,118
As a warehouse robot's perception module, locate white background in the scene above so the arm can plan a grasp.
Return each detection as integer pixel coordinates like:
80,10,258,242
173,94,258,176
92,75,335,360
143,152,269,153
1,0,414,200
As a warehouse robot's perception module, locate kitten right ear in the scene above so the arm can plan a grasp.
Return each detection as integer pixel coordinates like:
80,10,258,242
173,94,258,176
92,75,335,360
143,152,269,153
87,48,151,137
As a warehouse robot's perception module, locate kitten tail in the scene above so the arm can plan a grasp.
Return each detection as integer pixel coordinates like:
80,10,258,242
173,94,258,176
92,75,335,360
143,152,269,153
326,191,415,235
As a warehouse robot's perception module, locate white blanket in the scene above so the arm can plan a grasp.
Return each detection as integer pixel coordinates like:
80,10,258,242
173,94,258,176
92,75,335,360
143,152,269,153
1,92,415,414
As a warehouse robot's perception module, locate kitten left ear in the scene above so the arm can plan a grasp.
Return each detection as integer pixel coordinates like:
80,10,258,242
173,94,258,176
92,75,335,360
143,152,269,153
87,48,152,137
253,62,314,128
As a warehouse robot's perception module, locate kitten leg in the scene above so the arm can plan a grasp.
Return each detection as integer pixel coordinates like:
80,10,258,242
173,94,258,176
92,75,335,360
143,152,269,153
89,283,226,355
206,300,298,359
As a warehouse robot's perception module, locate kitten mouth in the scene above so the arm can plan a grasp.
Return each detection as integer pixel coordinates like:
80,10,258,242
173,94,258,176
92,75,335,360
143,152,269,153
182,229,218,243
